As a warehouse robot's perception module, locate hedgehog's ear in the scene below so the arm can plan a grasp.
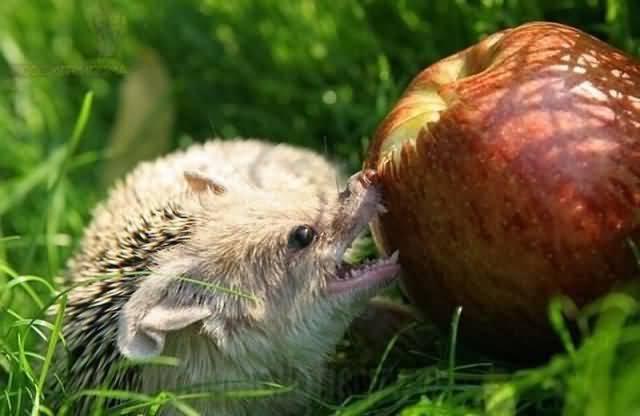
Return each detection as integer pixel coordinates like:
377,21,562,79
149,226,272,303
184,170,226,194
117,274,212,359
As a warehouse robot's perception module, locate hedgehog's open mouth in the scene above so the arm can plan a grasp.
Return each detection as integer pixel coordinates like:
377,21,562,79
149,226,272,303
326,212,400,296
327,250,400,295
325,173,401,296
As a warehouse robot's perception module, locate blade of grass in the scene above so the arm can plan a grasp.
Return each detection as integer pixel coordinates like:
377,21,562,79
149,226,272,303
369,322,418,394
548,296,577,357
47,91,94,191
446,306,463,400
583,294,636,416
31,294,67,416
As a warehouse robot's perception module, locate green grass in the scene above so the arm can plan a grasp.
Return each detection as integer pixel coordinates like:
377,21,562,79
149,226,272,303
2,0,640,415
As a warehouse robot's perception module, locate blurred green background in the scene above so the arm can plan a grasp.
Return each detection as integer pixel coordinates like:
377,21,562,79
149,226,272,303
2,1,640,415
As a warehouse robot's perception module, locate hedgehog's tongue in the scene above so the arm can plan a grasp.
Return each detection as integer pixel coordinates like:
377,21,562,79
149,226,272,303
327,251,400,295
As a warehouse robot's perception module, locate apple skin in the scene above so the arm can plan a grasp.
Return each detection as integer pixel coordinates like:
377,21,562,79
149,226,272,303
365,22,640,359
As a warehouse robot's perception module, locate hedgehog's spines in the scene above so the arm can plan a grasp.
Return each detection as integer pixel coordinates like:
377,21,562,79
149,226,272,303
51,195,196,412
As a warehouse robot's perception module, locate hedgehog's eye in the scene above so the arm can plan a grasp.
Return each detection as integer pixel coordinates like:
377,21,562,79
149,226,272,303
287,225,316,250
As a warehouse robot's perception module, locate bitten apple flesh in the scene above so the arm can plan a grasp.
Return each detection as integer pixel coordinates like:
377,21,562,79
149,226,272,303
365,22,640,359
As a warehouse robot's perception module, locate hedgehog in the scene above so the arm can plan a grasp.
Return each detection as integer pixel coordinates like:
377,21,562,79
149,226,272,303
49,139,400,415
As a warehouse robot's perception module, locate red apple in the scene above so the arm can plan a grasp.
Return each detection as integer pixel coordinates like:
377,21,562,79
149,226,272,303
365,22,640,358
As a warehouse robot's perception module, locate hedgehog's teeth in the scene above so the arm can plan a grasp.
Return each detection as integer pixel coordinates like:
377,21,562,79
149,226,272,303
389,250,399,264
329,249,401,295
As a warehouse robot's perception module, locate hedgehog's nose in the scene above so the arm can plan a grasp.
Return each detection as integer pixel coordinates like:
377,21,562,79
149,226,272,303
359,169,379,188
340,169,380,201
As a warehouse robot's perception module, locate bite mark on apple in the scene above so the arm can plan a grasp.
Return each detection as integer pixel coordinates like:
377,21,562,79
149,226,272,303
377,31,507,167
379,89,446,163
